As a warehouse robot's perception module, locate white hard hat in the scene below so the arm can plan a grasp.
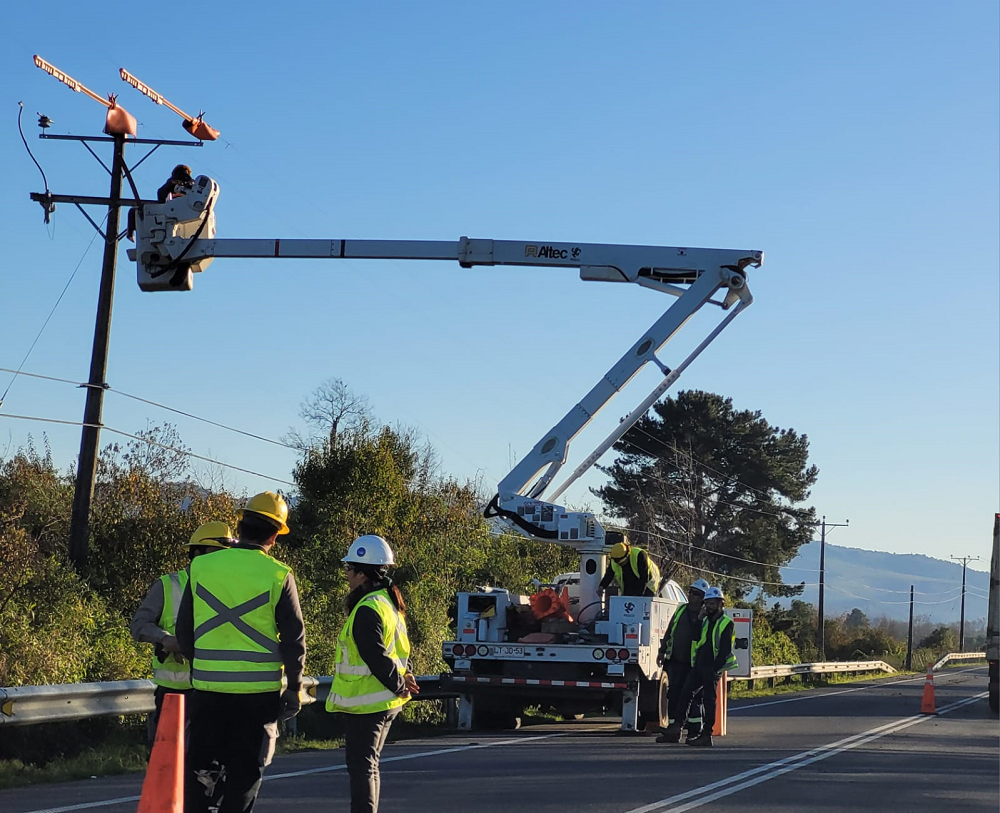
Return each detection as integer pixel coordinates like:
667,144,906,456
704,586,724,601
343,534,395,566
689,579,711,594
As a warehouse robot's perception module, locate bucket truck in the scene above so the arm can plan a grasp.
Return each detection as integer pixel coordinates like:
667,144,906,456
130,177,761,731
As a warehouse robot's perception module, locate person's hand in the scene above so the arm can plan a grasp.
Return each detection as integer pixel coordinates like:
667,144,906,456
401,672,420,697
656,648,665,668
278,688,302,721
160,634,182,654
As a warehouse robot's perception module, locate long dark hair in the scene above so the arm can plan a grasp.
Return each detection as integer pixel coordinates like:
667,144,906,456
345,562,406,616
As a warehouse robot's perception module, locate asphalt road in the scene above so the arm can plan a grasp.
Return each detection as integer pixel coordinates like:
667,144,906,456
3,666,996,813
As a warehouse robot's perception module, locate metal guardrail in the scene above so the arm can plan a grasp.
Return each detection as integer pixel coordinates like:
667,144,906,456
6,654,983,727
932,651,986,671
0,675,441,727
734,660,896,682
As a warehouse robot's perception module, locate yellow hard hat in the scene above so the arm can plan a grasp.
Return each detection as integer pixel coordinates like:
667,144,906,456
238,491,290,535
188,521,235,549
609,541,630,560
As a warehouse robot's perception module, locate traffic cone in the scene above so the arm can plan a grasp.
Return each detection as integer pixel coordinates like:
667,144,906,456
713,674,727,736
137,692,184,812
920,665,937,715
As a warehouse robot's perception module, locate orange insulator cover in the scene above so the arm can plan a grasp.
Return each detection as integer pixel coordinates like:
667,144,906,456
529,587,573,622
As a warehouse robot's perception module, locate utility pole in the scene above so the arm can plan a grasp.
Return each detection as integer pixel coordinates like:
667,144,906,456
816,515,849,660
68,132,124,568
950,555,981,651
905,584,914,671
28,56,213,572
30,131,199,572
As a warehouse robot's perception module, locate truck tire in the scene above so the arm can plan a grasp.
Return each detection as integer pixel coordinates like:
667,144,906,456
656,670,670,729
472,707,522,730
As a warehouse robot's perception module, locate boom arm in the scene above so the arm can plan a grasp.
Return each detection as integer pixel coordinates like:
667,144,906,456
130,179,760,619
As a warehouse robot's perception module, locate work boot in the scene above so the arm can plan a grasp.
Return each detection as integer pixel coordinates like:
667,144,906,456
655,722,683,743
687,732,714,747
684,727,702,743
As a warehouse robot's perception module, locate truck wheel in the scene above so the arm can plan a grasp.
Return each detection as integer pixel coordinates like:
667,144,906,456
657,671,670,729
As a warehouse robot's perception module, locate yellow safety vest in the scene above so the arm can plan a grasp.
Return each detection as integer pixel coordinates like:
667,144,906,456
661,603,691,663
152,571,192,690
609,547,661,595
691,613,738,672
327,589,411,715
189,547,291,694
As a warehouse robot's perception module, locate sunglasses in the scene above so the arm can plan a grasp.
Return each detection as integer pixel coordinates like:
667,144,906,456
344,563,356,573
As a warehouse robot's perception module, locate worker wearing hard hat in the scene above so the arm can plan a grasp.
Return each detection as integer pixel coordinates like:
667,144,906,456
327,534,419,813
599,538,661,597
176,491,306,813
661,586,738,747
130,521,235,745
655,578,710,744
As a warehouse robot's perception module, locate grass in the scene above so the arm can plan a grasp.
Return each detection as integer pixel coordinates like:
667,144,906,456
0,741,149,791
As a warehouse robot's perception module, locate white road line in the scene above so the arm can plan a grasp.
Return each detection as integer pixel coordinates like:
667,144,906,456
730,665,982,712
625,692,988,813
17,731,573,813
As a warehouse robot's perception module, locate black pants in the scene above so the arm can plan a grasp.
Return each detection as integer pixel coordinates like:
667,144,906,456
666,662,704,734
148,686,192,747
678,667,717,734
343,709,400,813
185,690,279,813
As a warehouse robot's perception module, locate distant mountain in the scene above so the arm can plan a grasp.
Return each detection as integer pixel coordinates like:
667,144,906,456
778,542,991,623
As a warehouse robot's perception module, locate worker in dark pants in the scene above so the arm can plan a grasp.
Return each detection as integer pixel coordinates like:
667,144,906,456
661,586,737,747
177,491,306,812
655,578,710,743
326,534,419,813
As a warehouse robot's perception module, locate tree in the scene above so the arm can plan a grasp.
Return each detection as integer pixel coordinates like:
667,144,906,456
596,390,818,600
284,377,373,450
843,608,870,632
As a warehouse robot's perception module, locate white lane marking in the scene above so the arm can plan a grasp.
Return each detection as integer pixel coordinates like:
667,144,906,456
17,731,574,813
625,692,988,813
16,799,140,813
266,731,571,780
730,665,983,712
19,667,985,812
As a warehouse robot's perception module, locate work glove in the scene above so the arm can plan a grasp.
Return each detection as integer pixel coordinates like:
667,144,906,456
277,688,302,722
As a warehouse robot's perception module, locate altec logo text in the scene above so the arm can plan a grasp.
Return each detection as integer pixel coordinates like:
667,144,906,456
525,244,576,259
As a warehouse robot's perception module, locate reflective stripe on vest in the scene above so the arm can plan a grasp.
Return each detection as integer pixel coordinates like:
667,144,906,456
190,548,290,693
610,547,661,595
152,571,192,690
327,590,411,715
691,614,738,672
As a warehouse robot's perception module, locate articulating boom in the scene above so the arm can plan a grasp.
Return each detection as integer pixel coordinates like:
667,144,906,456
130,178,761,620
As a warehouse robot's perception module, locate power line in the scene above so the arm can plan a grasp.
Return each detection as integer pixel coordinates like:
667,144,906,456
0,219,107,408
0,366,299,452
0,412,294,486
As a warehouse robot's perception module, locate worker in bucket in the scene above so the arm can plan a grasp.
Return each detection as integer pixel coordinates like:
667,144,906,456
661,586,737,747
326,534,419,813
599,537,661,597
129,521,235,746
655,578,710,743
157,163,196,202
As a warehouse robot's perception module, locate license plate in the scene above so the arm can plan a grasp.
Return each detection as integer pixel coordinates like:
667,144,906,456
489,645,524,657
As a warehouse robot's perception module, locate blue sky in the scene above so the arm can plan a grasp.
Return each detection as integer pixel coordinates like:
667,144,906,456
2,2,997,575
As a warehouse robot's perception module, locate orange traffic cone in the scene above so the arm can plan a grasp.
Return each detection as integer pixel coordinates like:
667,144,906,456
138,692,184,812
713,674,728,736
920,665,937,715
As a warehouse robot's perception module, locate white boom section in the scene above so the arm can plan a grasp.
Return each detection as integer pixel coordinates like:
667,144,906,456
131,180,761,623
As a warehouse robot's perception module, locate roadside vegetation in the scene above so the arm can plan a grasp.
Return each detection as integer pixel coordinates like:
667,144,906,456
0,383,981,788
